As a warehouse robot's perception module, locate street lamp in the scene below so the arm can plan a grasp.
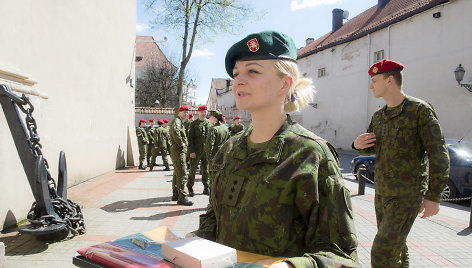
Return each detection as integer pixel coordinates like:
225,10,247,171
454,64,472,92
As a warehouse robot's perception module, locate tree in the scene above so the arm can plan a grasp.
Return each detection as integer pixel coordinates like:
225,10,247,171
135,58,179,108
145,0,258,113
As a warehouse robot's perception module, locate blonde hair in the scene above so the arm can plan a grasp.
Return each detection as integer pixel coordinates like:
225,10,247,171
274,60,316,113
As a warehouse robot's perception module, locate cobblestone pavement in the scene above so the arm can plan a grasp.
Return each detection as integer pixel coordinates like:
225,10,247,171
1,151,471,267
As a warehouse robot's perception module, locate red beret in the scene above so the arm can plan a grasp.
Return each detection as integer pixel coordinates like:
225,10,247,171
234,116,240,120
149,118,154,122
368,59,404,77
188,114,194,119
139,119,147,123
222,114,226,118
163,119,169,123
158,119,164,124
179,105,189,112
197,105,207,111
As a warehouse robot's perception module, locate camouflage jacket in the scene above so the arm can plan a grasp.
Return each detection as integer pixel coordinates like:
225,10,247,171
229,123,245,136
146,126,156,145
153,126,167,149
135,127,148,145
196,116,359,268
205,122,230,163
189,118,211,154
357,96,449,202
169,117,187,149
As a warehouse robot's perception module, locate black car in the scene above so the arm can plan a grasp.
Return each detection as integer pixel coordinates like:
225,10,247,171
350,139,472,201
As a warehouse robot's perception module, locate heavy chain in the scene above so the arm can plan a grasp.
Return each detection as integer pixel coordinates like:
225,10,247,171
10,92,86,236
357,173,472,202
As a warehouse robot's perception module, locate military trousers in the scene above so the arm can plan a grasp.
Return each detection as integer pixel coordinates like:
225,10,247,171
138,142,147,165
187,152,209,188
146,143,154,165
371,195,422,268
150,146,169,168
169,145,188,198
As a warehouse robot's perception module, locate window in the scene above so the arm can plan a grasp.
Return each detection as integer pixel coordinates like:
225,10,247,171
374,50,384,62
318,68,326,78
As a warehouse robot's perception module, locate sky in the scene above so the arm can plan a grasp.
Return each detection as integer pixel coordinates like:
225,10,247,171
136,0,378,105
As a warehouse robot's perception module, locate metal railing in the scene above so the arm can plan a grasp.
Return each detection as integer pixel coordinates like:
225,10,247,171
355,167,472,228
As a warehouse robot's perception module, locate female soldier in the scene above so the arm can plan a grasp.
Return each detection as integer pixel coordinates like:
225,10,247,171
191,31,359,268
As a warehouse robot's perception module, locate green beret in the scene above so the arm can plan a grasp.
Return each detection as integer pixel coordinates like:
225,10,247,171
209,110,223,120
225,30,297,78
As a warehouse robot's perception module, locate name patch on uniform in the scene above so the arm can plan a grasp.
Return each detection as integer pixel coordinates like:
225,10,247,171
222,175,245,207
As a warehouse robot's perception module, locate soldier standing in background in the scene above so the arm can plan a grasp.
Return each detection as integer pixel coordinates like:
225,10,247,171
228,115,245,136
353,59,449,267
163,119,171,155
188,105,212,196
185,113,193,168
150,119,171,171
136,119,149,170
169,105,193,206
205,110,230,172
146,118,157,167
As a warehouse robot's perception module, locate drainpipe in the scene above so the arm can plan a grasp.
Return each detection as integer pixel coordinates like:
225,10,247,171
366,33,371,129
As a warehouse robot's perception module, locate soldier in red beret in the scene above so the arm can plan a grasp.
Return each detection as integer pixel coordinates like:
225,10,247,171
169,105,192,206
150,119,170,171
353,59,449,266
136,119,149,169
188,104,212,196
228,115,245,136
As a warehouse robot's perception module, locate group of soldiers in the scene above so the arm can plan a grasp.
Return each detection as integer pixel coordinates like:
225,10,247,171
135,104,245,206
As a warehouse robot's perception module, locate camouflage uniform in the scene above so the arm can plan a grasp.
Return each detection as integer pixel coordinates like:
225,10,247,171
151,126,170,170
196,116,358,267
188,118,212,191
135,126,148,167
228,123,245,136
169,117,188,198
184,120,191,166
356,96,449,267
205,122,230,168
146,125,157,166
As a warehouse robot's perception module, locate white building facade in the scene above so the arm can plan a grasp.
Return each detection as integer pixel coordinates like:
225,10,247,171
0,0,136,230
297,0,472,150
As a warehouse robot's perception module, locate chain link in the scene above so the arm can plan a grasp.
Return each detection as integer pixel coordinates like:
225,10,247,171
357,172,472,202
10,93,85,236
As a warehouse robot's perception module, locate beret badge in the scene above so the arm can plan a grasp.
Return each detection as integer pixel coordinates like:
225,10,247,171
372,67,378,74
247,38,259,52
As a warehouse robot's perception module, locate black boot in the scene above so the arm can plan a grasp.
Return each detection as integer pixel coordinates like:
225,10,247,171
188,187,195,197
139,163,146,170
172,190,178,201
163,166,170,171
203,186,209,195
149,165,153,171
177,196,193,206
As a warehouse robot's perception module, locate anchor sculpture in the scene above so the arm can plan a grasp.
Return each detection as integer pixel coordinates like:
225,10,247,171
0,84,85,236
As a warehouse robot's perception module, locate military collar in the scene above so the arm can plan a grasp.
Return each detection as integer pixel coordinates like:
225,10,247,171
230,115,295,164
381,95,410,119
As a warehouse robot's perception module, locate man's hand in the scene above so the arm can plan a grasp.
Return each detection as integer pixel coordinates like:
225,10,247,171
190,153,196,158
418,199,440,218
353,133,376,150
182,143,186,149
269,262,294,268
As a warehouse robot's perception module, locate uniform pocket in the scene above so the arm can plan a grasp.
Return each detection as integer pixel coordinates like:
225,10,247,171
336,183,358,251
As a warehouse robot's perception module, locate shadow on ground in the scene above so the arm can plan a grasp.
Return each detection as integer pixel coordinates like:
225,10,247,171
130,207,207,221
101,197,178,212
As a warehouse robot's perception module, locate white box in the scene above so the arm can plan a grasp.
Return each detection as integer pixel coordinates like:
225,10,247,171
162,237,237,268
